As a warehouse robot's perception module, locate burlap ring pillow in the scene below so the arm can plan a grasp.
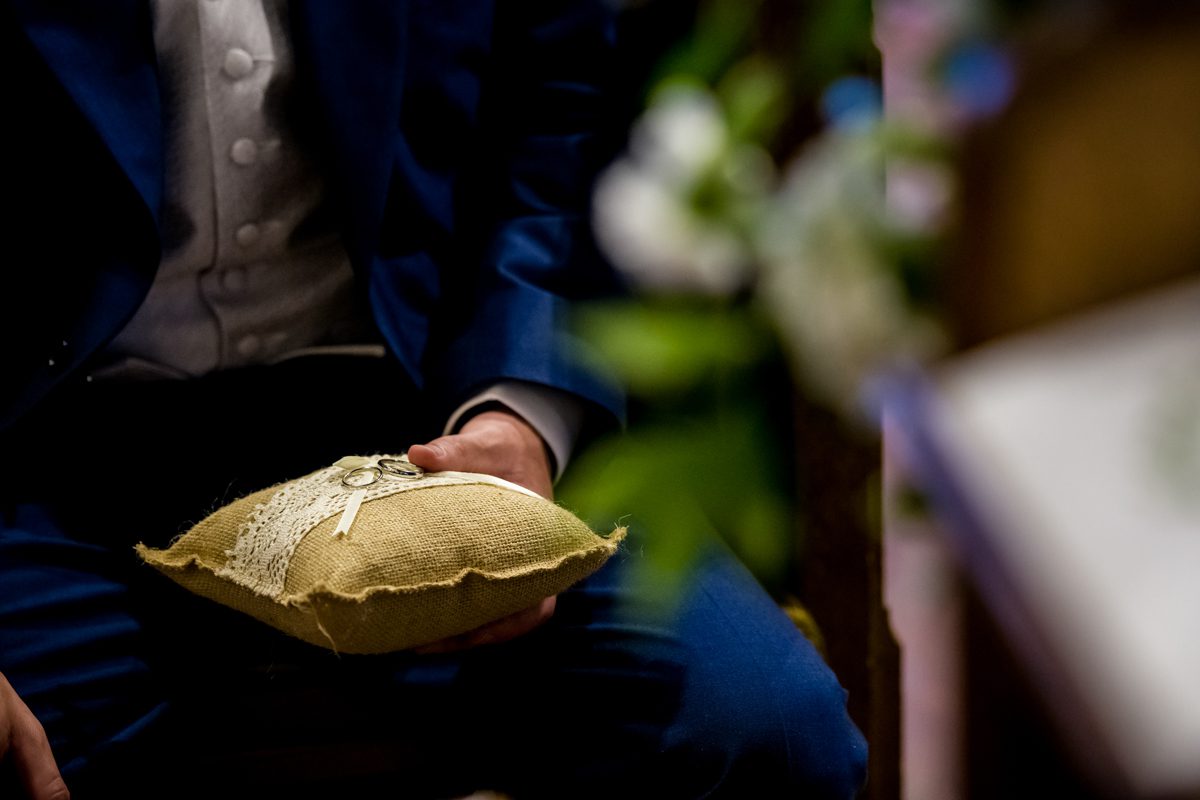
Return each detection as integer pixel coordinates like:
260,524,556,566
136,455,625,654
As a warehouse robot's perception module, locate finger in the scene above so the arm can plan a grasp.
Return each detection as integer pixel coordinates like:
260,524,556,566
10,706,70,800
408,411,554,498
414,596,557,655
417,597,552,654
465,596,556,648
408,411,535,474
406,435,478,474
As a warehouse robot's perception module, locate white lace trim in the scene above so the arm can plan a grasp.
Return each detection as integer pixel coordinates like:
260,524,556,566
215,455,540,599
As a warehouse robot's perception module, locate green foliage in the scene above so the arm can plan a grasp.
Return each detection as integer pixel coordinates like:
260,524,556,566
570,0,885,590
716,57,789,144
560,409,792,597
653,0,767,87
563,303,793,592
799,0,880,89
573,301,769,399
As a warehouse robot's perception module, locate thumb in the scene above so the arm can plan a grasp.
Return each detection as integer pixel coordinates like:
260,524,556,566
406,435,474,473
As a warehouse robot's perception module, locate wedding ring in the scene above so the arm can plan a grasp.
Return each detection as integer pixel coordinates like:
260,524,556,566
379,458,424,479
342,466,382,487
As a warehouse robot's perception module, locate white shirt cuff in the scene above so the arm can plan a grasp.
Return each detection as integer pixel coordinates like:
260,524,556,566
443,380,585,480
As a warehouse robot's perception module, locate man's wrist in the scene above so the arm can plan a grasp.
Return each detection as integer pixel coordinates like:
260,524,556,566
443,380,585,480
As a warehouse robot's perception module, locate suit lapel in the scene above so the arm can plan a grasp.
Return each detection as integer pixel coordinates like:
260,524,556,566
290,0,409,263
11,0,163,223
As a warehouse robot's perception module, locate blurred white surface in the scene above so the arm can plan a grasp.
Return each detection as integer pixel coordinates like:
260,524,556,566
928,277,1200,796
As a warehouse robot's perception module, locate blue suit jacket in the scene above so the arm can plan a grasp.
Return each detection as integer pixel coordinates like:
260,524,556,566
0,0,624,435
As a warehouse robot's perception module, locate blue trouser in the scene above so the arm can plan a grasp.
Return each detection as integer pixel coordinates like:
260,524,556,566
0,359,866,798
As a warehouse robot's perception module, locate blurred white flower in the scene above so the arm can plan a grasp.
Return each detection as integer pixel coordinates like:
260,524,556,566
756,129,945,416
593,86,764,295
594,160,748,293
595,78,946,418
629,87,728,184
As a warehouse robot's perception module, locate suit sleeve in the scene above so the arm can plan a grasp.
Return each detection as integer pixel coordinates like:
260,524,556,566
423,0,626,444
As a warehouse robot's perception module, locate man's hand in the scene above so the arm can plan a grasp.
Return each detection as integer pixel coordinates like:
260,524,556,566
0,673,69,800
406,409,557,653
408,409,554,500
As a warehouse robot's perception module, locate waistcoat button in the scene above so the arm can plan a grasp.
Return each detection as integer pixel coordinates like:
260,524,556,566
236,335,262,357
223,49,255,80
236,223,261,247
231,138,258,166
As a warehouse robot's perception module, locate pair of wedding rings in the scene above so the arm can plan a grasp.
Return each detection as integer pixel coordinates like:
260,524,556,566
341,458,424,488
